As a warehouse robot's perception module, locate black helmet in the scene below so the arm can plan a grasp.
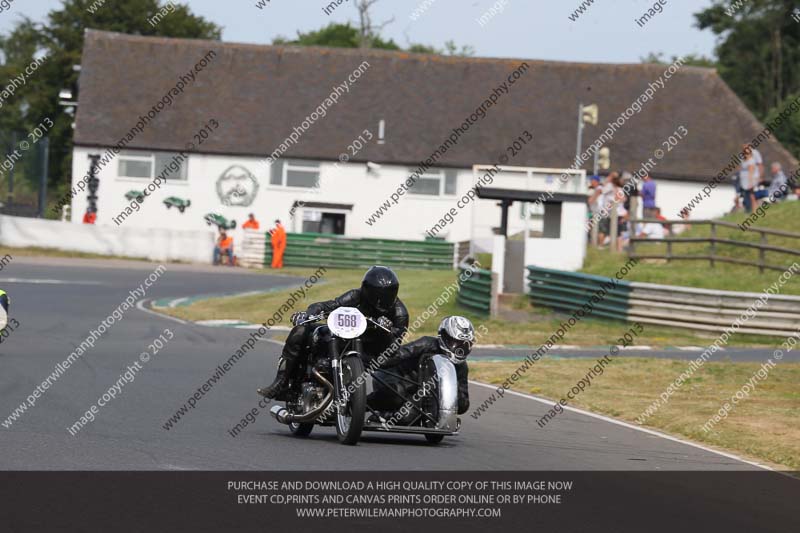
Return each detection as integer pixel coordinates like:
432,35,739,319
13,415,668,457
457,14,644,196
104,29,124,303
361,266,399,314
438,316,475,363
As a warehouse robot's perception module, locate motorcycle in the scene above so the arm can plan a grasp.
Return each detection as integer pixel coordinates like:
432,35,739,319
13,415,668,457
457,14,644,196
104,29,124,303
269,306,461,445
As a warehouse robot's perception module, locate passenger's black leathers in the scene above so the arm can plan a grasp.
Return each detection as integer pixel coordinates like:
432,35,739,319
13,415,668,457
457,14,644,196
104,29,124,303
369,336,470,415
283,288,409,367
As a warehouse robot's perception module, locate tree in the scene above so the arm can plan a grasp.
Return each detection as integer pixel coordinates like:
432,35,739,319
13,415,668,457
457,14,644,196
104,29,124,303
354,0,394,49
274,23,400,50
0,0,221,212
694,0,800,117
640,52,716,68
765,92,800,158
274,23,474,57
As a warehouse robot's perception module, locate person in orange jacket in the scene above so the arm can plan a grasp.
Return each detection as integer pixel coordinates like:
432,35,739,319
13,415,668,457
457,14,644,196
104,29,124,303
270,219,286,269
214,229,234,266
82,208,97,224
242,213,260,230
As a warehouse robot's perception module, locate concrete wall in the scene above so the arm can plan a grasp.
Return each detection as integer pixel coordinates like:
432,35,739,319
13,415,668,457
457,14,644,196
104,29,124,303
0,215,215,263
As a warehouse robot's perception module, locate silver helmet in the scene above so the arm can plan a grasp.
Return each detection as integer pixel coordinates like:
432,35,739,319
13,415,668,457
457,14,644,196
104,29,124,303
437,316,475,363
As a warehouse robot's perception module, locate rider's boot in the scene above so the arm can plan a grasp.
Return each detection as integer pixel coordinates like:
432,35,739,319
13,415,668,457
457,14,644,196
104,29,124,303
258,356,298,399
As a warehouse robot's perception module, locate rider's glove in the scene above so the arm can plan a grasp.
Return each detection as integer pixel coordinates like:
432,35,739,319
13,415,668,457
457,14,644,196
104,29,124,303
290,311,308,326
376,316,393,331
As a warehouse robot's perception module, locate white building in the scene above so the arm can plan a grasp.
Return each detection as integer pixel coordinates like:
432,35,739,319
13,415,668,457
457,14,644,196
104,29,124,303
70,31,798,275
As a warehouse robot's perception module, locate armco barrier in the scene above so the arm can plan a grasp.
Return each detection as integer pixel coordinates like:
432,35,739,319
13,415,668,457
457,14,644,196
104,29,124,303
457,266,495,316
252,232,454,270
527,265,800,336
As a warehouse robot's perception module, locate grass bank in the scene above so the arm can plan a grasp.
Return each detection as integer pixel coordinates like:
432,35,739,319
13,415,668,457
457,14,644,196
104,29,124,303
582,201,800,295
158,266,782,347
470,358,800,470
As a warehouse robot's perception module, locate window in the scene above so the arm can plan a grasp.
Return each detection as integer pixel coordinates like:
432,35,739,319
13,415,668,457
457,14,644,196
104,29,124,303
408,169,457,196
118,152,152,178
270,160,320,188
118,151,188,180
154,152,188,180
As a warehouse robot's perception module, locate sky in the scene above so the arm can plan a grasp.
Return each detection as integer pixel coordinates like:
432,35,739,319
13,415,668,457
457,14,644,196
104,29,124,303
0,0,719,64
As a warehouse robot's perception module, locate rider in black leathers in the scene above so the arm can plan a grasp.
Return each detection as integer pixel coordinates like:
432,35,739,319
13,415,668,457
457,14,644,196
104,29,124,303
258,266,409,400
368,316,474,416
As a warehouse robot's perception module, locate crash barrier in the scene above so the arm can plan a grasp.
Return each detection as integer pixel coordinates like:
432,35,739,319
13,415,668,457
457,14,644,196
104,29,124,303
527,265,800,336
457,265,496,316
239,230,267,269
629,219,800,274
0,214,215,264
252,232,455,270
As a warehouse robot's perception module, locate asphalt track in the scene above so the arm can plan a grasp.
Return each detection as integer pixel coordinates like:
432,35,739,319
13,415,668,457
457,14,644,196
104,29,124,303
0,256,781,471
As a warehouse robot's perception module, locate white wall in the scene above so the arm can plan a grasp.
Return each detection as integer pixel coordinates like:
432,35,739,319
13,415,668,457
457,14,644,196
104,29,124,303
0,214,215,263
70,146,736,254
634,180,736,220
524,201,588,274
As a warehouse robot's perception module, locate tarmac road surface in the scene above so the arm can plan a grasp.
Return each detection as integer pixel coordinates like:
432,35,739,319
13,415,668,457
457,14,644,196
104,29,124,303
0,257,777,471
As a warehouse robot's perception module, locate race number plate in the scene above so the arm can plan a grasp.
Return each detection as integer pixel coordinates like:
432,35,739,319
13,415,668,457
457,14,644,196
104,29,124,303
327,307,367,339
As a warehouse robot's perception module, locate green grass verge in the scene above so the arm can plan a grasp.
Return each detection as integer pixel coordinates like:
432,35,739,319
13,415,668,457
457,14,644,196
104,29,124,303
470,358,800,470
158,266,784,346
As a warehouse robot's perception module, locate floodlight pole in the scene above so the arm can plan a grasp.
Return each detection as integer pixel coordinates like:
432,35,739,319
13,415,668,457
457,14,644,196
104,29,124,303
575,103,584,169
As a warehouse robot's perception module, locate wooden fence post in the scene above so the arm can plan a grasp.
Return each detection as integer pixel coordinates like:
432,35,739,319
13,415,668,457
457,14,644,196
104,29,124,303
610,207,618,252
710,222,716,268
759,231,767,274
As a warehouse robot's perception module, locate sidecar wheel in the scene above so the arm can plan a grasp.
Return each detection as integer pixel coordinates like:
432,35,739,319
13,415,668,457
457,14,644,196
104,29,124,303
289,421,314,437
424,434,445,444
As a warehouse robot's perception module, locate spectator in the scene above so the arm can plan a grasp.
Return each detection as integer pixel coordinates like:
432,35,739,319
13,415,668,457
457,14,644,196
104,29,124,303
82,208,97,224
597,172,619,246
637,208,666,240
242,213,260,230
622,171,639,219
641,173,657,218
730,171,743,213
612,173,628,251
749,143,765,182
739,145,759,213
214,230,234,266
671,208,692,235
270,219,286,269
766,162,789,201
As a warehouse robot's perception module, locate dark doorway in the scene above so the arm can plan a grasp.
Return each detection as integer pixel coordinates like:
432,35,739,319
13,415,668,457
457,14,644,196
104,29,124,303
302,212,346,235
320,213,345,235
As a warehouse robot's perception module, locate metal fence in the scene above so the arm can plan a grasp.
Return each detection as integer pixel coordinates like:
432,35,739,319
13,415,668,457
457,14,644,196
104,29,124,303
244,232,455,270
527,265,800,336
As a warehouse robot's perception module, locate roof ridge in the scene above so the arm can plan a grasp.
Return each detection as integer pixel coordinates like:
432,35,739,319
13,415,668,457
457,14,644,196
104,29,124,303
82,29,715,72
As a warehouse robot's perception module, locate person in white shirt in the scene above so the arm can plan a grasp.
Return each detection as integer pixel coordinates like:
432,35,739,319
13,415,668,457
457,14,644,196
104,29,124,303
740,144,760,213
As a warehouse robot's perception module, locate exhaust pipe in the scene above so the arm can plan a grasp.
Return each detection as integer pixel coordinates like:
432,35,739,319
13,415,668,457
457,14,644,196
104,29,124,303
270,369,335,425
269,405,292,424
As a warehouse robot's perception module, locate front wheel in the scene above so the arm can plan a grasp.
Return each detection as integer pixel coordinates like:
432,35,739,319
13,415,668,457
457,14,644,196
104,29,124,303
334,355,366,445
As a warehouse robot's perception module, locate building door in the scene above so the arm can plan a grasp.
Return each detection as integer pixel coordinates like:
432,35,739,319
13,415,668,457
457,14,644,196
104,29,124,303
319,213,345,235
503,239,526,293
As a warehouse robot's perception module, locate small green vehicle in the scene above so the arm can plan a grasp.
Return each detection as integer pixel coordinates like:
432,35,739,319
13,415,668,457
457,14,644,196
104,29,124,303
204,213,236,229
164,196,191,213
124,190,145,203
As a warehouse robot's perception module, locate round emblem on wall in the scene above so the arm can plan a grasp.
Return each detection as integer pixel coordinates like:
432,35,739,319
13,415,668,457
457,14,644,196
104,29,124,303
216,165,259,207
